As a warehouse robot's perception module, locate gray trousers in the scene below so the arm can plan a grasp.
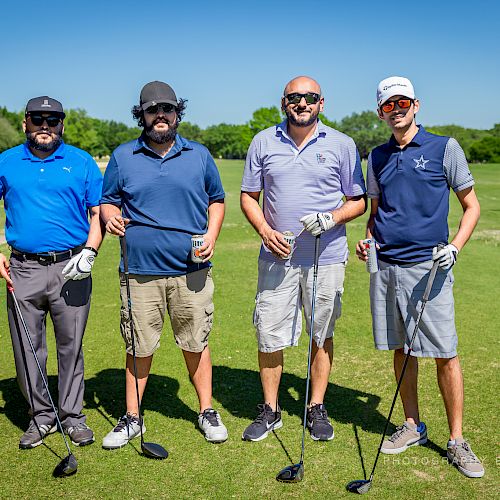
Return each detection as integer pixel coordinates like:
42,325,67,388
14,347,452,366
7,255,92,427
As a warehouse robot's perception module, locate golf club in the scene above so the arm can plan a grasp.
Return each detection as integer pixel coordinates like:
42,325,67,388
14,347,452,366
346,245,444,494
276,235,321,483
8,285,78,478
120,235,169,460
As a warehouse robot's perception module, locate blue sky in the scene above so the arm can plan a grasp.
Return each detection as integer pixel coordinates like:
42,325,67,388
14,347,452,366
1,0,499,129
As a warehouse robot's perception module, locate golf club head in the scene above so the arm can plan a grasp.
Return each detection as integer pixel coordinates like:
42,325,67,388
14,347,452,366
276,463,304,483
141,441,168,460
346,479,372,494
53,454,78,478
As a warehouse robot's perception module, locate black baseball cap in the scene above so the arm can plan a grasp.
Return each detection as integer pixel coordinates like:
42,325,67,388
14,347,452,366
25,96,65,118
140,81,178,110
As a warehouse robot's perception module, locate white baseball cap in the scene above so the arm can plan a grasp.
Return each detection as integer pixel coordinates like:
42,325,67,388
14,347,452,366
376,76,415,107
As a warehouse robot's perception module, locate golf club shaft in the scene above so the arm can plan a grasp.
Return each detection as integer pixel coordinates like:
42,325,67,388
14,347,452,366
299,235,321,464
367,257,441,481
119,236,144,443
9,288,73,457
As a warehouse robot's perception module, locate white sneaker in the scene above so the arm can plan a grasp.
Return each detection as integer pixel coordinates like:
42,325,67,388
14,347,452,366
198,408,228,443
102,414,145,449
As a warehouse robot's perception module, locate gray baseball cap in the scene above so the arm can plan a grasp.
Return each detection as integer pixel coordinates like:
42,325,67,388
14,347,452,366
25,96,65,118
140,81,178,110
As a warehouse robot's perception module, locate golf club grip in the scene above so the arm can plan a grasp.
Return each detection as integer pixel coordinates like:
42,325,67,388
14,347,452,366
119,236,129,274
422,243,445,301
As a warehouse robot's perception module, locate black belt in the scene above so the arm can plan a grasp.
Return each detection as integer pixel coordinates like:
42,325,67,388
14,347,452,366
10,244,85,264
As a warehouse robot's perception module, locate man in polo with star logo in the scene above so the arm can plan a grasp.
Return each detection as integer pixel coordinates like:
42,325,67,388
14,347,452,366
356,76,484,478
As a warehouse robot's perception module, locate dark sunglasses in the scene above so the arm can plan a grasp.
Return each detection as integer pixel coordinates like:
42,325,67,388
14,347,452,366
285,92,321,105
29,114,62,127
380,98,413,113
145,103,176,114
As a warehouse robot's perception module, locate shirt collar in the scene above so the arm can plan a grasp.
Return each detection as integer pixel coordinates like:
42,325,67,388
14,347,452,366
276,119,326,141
133,133,193,157
388,125,426,148
22,141,66,161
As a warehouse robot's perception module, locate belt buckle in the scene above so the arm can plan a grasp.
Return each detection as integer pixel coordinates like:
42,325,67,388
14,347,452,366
40,251,57,263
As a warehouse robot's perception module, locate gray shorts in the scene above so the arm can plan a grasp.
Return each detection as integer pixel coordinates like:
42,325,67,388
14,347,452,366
370,259,457,358
254,259,345,353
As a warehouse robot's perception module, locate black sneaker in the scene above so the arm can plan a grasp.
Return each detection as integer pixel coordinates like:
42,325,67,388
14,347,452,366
65,422,95,447
307,403,334,441
242,403,282,441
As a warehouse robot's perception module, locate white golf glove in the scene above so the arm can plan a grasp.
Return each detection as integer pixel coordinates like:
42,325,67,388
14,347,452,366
62,248,97,280
432,244,458,270
299,212,336,237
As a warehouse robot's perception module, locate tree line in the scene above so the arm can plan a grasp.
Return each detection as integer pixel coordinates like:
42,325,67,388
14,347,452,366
1,105,499,163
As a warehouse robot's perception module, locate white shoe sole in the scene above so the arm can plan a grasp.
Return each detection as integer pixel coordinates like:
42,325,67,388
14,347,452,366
309,429,335,441
204,432,229,444
19,425,57,449
447,455,485,478
242,419,283,442
381,436,427,455
102,426,145,450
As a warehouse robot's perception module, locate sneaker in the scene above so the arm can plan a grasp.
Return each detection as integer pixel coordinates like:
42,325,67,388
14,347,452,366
381,421,427,454
19,420,56,449
306,403,334,441
242,403,282,442
198,408,228,443
102,414,145,450
65,422,95,447
447,438,485,478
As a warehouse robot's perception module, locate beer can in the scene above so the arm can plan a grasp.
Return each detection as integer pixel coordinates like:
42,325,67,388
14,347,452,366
281,231,295,260
191,235,205,263
363,238,379,273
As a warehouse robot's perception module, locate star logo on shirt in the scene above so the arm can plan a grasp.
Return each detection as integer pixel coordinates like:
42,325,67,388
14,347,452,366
413,155,429,170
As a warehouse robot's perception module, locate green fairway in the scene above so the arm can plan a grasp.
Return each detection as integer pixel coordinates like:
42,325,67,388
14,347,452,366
0,162,498,499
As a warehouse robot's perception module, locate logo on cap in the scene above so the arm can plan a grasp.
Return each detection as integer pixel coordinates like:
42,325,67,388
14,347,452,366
41,99,51,108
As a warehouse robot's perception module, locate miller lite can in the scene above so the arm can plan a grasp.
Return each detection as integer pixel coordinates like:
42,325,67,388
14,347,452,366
191,235,204,263
363,238,379,273
281,231,296,260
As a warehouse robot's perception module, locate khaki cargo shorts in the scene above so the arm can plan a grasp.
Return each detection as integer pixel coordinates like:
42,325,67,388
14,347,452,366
120,267,214,356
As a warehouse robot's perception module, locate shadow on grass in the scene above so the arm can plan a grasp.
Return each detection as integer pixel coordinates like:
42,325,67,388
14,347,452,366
84,369,198,430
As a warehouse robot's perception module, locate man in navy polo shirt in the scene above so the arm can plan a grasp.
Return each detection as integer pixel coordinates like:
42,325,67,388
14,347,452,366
0,96,103,449
100,81,227,447
356,76,484,478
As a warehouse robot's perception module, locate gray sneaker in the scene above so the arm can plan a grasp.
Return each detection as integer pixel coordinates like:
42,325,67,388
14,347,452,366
198,408,228,443
65,422,95,447
447,438,485,478
19,420,56,449
381,421,427,454
102,414,145,450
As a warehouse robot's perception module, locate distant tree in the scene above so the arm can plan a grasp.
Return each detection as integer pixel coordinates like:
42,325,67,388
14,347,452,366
203,123,253,159
0,116,21,152
178,121,204,143
469,136,500,163
0,107,24,140
249,107,282,135
63,109,101,156
318,113,338,129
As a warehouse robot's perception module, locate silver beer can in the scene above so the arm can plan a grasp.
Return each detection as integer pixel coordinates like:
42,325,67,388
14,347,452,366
191,234,204,263
281,231,295,260
363,238,379,273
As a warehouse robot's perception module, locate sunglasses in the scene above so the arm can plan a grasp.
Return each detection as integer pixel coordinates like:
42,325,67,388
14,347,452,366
29,114,62,127
380,98,413,113
145,103,176,114
285,92,321,105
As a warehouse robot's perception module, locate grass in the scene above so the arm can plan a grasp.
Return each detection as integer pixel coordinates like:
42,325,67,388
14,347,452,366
0,162,498,499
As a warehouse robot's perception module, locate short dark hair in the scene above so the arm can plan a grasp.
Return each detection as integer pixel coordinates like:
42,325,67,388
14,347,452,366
131,98,187,127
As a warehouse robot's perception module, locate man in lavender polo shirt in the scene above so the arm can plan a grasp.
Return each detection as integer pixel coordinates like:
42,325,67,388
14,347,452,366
240,76,366,442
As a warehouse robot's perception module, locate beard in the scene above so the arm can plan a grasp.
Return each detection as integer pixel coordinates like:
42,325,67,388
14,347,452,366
144,118,178,144
285,106,319,127
26,131,62,152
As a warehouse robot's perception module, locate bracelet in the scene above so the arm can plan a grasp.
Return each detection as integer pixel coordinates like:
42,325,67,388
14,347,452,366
84,246,98,256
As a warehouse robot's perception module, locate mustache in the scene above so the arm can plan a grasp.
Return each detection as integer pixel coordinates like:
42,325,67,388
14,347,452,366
153,117,173,125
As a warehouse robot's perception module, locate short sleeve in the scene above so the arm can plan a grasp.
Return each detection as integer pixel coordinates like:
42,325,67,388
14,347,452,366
443,138,475,192
366,153,380,198
241,136,263,192
340,138,366,196
100,153,122,205
204,152,225,202
85,157,103,207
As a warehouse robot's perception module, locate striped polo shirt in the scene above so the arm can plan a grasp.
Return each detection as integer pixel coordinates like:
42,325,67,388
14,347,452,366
242,119,366,266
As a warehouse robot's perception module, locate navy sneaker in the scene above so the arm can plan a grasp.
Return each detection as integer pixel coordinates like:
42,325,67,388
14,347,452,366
242,403,282,441
307,403,334,441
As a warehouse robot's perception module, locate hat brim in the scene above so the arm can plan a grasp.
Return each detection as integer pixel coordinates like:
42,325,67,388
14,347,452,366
141,100,178,110
378,93,415,107
26,110,66,119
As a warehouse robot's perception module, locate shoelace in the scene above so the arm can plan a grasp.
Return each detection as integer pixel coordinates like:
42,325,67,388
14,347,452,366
253,404,274,424
201,409,220,427
455,442,481,464
68,423,89,432
113,414,139,434
309,405,329,422
389,424,411,442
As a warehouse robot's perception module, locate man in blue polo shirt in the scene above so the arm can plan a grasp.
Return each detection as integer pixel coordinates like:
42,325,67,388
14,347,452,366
100,81,227,447
241,76,366,442
0,96,103,449
356,76,484,478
